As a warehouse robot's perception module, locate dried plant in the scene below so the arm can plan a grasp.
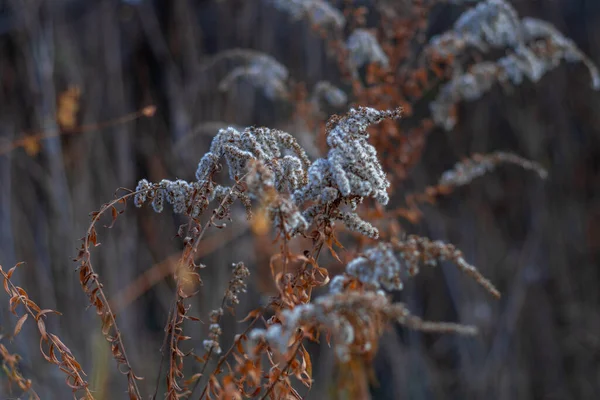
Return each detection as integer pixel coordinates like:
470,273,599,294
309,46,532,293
309,81,348,116
425,0,600,129
197,49,291,101
0,103,548,398
75,195,144,399
346,29,389,76
0,264,92,399
0,342,39,399
1,1,594,398
119,105,509,398
438,151,548,187
267,0,346,32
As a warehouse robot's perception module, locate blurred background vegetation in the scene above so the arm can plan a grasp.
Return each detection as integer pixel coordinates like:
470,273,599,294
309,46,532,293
1,0,599,399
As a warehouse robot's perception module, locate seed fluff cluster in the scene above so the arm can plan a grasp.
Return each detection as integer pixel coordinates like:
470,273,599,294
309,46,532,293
249,233,499,363
346,29,389,74
250,289,477,363
310,81,348,113
202,262,251,356
198,48,290,101
337,235,500,298
294,106,402,238
134,178,225,217
134,107,401,240
426,0,600,129
267,0,346,32
203,308,224,355
217,52,290,101
438,151,548,187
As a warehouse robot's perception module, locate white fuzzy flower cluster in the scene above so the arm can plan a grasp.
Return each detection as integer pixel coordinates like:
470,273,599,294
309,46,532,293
517,18,600,89
245,156,310,235
203,263,248,356
203,308,224,355
250,290,394,362
225,262,250,306
427,0,600,130
197,126,310,191
273,196,310,235
439,151,548,187
249,236,495,362
310,81,348,111
294,107,400,206
454,0,521,49
250,288,478,362
217,51,289,100
198,49,289,100
334,211,380,240
346,29,389,72
134,178,222,217
135,124,310,223
293,107,401,238
249,290,477,363
339,235,500,298
246,158,310,234
345,243,406,291
267,0,345,31
136,106,403,239
426,0,521,63
203,126,312,232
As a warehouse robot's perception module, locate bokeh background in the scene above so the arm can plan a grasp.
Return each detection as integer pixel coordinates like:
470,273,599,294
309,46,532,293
1,0,599,399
